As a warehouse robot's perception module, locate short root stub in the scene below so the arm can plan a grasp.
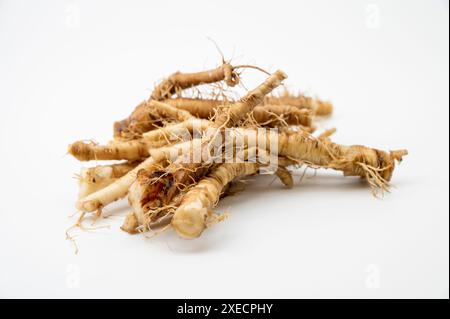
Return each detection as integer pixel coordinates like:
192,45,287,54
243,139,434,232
171,204,210,239
390,149,408,162
121,212,139,234
275,167,294,188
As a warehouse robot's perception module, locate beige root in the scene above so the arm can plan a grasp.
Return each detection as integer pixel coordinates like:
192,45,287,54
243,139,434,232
113,100,194,141
157,128,407,192
151,63,239,101
276,130,407,190
78,161,139,199
165,95,331,119
128,71,288,225
68,140,150,161
125,152,294,235
121,212,140,234
162,98,314,128
156,122,406,192
265,93,333,116
123,71,288,233
128,161,211,231
122,189,185,234
274,157,298,188
213,70,288,128
164,98,224,118
114,88,320,145
171,162,260,239
224,128,407,192
65,56,410,245
170,126,408,238
142,118,211,148
317,128,337,140
250,104,313,127
76,156,165,212
149,100,194,122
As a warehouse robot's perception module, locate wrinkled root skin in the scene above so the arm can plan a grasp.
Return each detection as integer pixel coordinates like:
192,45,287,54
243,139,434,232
278,131,408,188
69,140,149,161
128,163,210,228
265,94,333,116
151,63,239,101
114,101,161,140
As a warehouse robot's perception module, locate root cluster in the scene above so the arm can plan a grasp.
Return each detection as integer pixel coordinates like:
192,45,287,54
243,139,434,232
68,59,407,242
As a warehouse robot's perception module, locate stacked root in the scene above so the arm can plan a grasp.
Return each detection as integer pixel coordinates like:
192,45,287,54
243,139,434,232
68,61,407,240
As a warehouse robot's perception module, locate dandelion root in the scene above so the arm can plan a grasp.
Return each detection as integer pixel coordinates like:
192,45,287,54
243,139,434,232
67,56,407,244
171,162,260,238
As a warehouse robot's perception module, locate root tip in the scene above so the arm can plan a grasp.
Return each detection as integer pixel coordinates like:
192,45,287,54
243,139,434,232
391,149,408,162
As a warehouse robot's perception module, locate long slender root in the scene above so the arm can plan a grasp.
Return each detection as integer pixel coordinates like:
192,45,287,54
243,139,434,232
221,128,407,191
142,118,211,147
171,162,259,238
69,140,150,161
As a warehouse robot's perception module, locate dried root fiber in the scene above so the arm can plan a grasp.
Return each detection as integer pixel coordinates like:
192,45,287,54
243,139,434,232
67,57,407,244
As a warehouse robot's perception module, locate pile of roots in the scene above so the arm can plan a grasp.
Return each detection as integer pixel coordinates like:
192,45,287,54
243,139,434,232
68,60,407,242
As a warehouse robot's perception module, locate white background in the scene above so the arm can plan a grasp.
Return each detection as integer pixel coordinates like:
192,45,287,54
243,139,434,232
0,0,448,298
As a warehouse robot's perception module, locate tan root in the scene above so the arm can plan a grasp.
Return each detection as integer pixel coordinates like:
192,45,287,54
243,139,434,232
171,163,260,238
265,93,333,116
78,161,140,199
151,62,239,101
67,58,407,245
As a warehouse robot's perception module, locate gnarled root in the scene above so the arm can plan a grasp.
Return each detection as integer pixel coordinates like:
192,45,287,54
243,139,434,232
164,98,224,118
114,100,194,141
128,161,210,231
277,130,408,194
151,62,239,101
213,70,288,128
171,163,260,239
113,101,161,140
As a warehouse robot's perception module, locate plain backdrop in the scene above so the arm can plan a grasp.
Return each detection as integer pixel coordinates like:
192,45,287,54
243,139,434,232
0,0,448,298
